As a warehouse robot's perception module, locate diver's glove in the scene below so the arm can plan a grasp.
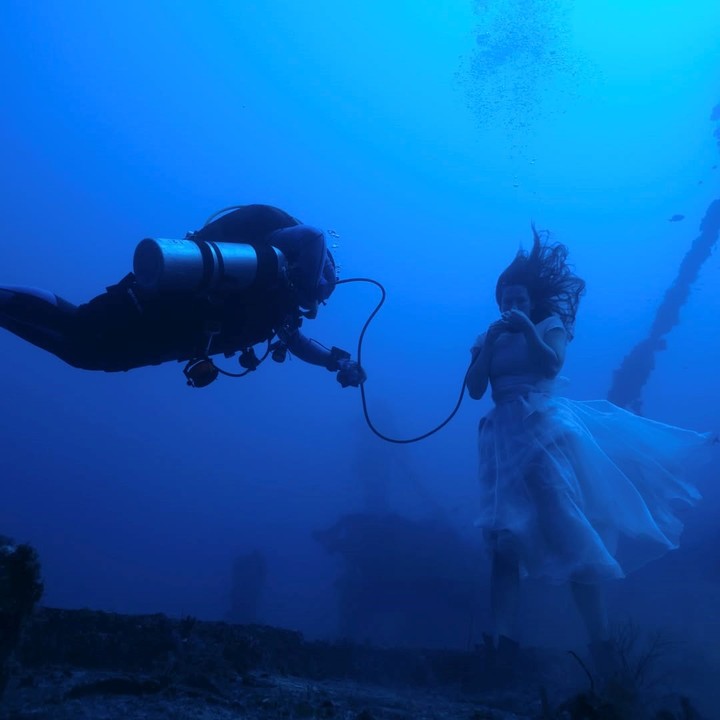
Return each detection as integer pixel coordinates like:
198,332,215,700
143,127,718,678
326,346,367,388
336,358,367,388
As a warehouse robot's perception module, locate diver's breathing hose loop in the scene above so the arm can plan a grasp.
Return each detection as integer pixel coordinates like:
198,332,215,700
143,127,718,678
186,273,469,441
212,340,272,378
337,278,470,444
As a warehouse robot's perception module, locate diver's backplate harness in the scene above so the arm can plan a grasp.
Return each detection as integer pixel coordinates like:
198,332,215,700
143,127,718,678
133,234,290,386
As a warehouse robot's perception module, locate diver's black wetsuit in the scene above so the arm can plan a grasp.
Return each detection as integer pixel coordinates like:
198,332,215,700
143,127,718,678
0,205,363,385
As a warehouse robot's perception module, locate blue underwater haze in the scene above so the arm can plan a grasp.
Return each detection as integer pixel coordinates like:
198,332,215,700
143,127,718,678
1,0,719,662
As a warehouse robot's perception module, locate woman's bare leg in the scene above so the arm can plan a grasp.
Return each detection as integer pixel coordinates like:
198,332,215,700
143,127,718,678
491,548,520,641
570,580,609,644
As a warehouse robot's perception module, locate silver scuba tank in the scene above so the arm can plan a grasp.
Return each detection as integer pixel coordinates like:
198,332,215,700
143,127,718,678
133,237,288,294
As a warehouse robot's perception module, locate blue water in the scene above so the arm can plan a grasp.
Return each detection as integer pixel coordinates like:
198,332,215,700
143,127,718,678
1,0,718,654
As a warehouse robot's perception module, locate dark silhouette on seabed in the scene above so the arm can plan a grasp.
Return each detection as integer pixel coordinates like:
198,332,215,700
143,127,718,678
313,513,482,648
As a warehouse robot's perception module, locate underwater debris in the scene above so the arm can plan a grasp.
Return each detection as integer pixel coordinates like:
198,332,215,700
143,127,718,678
0,536,44,699
314,512,481,647
608,198,720,410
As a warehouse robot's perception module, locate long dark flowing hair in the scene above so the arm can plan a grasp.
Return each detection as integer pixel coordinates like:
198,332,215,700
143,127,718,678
495,225,586,340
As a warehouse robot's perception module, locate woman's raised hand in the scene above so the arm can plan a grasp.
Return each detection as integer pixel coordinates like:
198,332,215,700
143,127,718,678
500,309,533,333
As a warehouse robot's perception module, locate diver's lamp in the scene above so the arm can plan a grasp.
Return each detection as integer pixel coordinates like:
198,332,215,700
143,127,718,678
133,238,288,293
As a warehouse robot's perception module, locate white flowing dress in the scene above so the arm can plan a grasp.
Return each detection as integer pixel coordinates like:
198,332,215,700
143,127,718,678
472,315,715,583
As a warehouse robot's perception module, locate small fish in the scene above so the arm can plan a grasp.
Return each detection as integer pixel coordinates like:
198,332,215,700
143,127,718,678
668,214,685,222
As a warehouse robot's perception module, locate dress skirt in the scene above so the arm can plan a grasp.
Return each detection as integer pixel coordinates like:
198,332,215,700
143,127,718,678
476,389,716,583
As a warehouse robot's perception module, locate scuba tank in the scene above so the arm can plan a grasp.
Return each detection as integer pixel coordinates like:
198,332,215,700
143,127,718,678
133,237,288,295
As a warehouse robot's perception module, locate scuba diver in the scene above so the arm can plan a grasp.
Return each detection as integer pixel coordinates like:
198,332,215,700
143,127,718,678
0,204,366,388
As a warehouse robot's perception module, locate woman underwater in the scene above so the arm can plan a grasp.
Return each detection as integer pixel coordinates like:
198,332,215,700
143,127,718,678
466,227,716,676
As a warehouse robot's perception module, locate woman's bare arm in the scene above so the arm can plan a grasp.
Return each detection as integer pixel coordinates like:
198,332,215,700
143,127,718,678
466,320,505,399
523,325,567,377
466,341,491,399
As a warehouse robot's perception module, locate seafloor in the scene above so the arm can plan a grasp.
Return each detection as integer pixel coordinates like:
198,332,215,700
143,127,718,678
0,607,711,720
